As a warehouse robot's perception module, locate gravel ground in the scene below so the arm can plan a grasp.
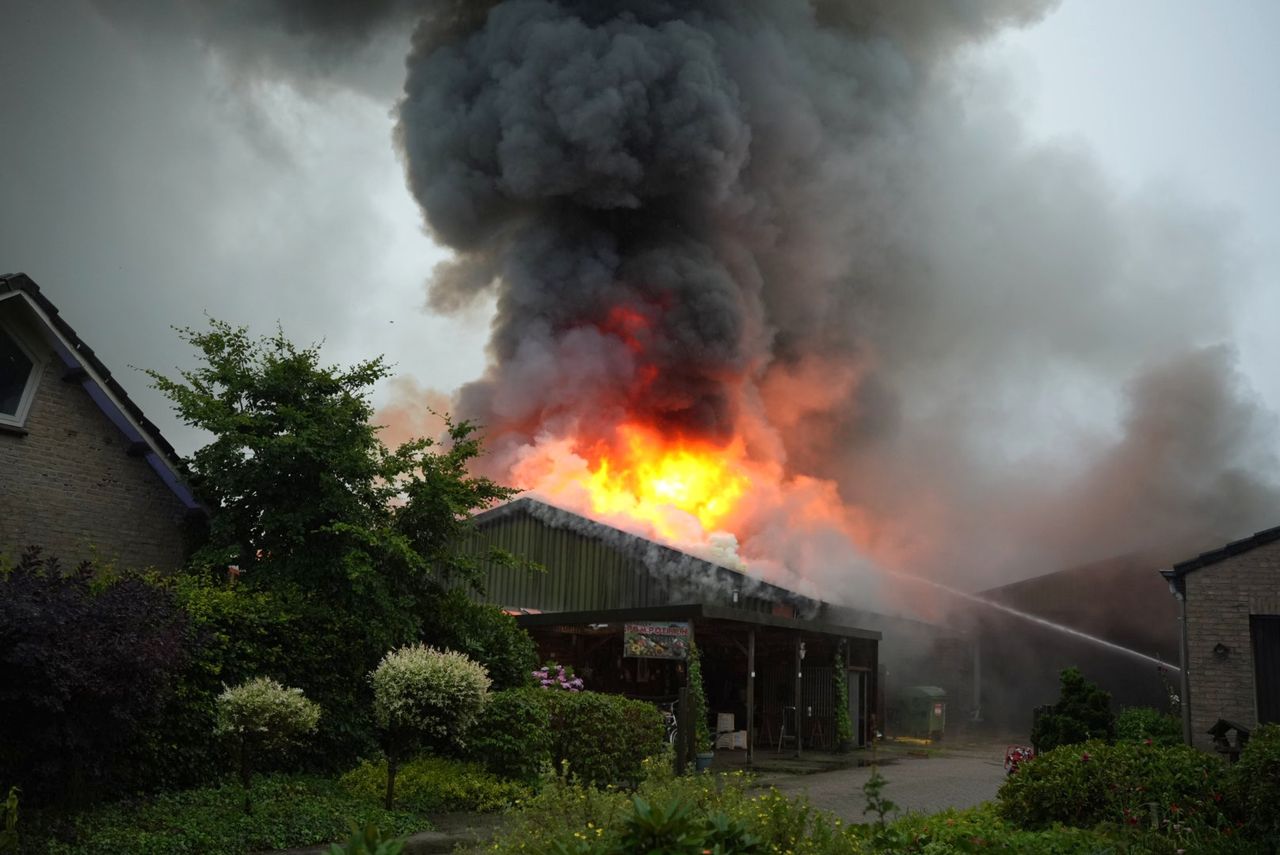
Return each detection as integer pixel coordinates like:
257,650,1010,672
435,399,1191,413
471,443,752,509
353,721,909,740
756,750,1009,822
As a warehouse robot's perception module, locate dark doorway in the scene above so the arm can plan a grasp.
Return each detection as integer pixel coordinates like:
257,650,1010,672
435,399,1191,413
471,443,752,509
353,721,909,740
1251,615,1280,724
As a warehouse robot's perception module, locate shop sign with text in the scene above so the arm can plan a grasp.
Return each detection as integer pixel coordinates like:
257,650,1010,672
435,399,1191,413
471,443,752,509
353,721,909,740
623,621,690,659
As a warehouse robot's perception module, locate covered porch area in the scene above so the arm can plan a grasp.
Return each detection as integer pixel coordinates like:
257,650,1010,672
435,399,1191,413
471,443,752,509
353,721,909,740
516,603,881,762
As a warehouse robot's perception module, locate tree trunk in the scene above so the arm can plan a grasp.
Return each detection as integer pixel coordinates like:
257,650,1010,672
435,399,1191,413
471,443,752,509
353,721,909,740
385,747,398,811
239,739,253,815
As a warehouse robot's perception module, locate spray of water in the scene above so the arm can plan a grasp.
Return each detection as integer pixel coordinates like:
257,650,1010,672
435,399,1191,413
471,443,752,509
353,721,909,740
889,571,1181,671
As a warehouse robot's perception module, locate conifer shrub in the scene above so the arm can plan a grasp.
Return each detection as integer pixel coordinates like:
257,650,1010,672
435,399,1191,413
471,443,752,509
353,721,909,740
1030,668,1116,752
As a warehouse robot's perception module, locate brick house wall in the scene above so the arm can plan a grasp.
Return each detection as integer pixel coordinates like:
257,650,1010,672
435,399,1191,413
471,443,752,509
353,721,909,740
0,351,189,572
1183,539,1280,751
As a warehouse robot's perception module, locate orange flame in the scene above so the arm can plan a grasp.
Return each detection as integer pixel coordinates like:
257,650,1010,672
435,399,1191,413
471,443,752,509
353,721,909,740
579,423,750,540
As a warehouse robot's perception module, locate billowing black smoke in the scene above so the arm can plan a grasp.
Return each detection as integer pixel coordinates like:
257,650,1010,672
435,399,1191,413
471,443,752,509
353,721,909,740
99,0,1280,590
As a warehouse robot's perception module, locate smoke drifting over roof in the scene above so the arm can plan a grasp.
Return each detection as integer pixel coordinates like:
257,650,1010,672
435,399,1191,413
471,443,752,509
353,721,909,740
100,0,1279,591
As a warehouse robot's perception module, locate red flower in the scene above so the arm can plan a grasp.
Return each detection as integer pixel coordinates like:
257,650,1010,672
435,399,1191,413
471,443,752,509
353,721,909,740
1170,803,1181,814
1080,751,1091,762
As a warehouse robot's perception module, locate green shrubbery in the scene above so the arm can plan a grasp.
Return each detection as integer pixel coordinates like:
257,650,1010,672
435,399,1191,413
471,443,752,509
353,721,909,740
878,804,1117,854
341,755,528,814
1031,668,1116,752
487,767,1139,855
466,687,554,783
1229,722,1280,843
1116,706,1183,747
463,687,665,787
543,691,667,785
43,774,432,855
998,740,1231,833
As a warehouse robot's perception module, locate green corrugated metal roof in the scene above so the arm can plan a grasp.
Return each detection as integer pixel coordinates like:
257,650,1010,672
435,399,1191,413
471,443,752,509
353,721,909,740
464,497,819,617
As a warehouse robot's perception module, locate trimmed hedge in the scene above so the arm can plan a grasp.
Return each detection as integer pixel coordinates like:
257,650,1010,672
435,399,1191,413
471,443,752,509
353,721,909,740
465,688,665,787
542,691,666,786
466,687,553,783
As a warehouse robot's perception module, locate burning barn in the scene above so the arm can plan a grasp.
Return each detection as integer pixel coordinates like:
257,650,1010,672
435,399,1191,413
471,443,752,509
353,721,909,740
461,497,890,754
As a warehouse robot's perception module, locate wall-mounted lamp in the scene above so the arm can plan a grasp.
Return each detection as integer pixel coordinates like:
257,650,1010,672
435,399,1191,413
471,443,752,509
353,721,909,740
799,642,807,660
1213,643,1230,660
732,589,740,604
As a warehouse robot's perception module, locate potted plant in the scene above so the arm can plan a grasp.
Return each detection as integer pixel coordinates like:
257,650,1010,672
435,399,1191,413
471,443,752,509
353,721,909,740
833,649,854,752
687,642,714,771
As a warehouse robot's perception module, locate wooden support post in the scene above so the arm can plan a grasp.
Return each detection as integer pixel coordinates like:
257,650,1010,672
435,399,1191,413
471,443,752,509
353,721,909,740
746,628,756,765
794,634,803,758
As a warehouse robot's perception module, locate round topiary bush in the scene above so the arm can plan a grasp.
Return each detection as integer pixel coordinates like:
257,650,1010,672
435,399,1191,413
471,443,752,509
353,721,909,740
370,644,490,808
214,677,321,812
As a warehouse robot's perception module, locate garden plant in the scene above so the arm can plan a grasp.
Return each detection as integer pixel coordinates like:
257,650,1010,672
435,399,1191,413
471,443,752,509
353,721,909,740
370,644,491,809
214,677,322,814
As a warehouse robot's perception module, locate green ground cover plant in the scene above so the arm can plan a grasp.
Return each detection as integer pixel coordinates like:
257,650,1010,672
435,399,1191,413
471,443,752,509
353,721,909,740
41,774,432,855
342,755,528,814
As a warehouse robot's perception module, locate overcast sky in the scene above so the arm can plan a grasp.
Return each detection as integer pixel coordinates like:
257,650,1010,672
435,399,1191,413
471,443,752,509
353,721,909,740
2,0,1277,460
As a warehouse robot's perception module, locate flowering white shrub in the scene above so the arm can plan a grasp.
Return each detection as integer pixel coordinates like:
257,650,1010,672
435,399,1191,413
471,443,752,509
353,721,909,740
213,676,321,812
371,644,491,749
214,676,321,753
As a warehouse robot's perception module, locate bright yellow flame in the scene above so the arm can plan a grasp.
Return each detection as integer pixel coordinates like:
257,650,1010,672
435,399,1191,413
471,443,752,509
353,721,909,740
580,424,749,539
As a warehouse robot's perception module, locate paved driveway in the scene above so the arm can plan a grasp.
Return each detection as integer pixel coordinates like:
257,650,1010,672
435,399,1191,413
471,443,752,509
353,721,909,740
757,752,1008,822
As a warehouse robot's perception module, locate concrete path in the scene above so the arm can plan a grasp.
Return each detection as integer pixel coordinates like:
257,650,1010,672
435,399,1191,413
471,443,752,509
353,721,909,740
755,750,1008,822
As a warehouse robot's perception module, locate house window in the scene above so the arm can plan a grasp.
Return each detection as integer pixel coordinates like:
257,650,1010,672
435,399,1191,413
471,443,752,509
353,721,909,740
0,325,40,427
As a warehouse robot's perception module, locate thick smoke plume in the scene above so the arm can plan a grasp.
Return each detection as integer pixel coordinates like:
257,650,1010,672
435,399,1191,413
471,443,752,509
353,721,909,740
108,0,1280,598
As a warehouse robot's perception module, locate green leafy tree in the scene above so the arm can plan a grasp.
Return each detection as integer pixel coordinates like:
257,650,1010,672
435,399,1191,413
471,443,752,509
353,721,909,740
147,320,518,762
